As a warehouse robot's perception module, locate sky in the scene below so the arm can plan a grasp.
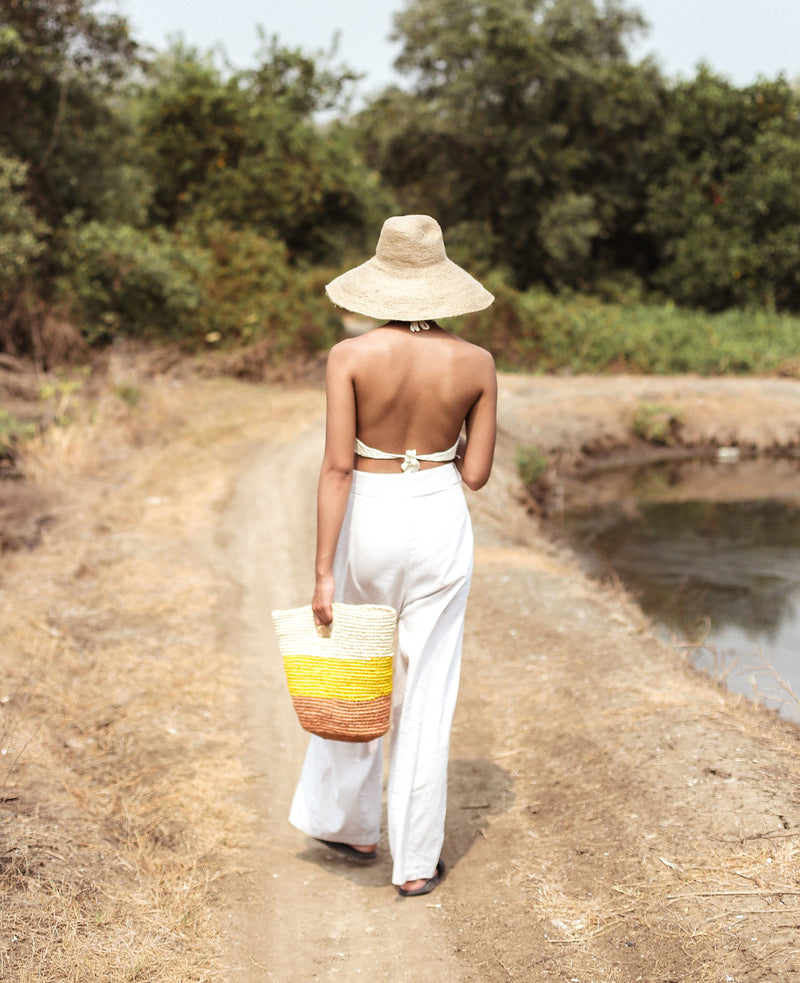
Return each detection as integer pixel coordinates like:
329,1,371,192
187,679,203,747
107,0,800,102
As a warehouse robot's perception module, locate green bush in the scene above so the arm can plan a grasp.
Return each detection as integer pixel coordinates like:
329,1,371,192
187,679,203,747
57,221,207,343
113,382,142,407
0,155,49,298
516,445,550,486
38,372,89,426
55,218,343,356
177,222,340,356
461,284,800,376
0,406,36,456
632,402,684,445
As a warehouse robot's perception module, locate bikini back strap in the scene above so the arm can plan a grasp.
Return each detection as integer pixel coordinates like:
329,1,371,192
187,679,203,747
355,437,459,473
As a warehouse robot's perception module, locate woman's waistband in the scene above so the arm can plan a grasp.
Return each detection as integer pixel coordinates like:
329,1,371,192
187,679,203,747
351,462,463,498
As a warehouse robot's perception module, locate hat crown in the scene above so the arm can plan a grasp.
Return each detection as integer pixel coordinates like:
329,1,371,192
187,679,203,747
324,213,494,321
375,215,446,272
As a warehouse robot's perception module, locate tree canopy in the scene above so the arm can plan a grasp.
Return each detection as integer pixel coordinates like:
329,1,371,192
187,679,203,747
357,0,660,289
2,0,800,363
0,0,140,226
356,0,800,309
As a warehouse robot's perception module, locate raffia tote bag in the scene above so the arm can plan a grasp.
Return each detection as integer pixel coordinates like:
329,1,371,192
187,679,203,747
271,602,397,742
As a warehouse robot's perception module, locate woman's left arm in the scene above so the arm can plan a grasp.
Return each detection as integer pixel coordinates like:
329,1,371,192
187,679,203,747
312,342,357,625
457,349,497,491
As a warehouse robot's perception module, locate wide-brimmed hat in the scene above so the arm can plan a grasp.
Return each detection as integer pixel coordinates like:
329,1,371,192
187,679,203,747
325,214,494,321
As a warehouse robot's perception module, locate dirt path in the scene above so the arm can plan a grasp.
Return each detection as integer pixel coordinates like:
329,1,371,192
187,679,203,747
211,373,800,982
215,394,476,983
2,366,800,982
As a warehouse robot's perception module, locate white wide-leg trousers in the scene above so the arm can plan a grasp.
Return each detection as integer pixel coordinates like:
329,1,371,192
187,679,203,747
289,463,473,885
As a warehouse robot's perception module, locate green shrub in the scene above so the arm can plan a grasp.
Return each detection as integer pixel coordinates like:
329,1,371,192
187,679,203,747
56,219,341,356
57,221,207,343
516,445,550,486
38,372,88,426
113,382,142,407
0,155,49,298
0,407,36,456
632,402,684,445
177,222,340,356
461,284,800,376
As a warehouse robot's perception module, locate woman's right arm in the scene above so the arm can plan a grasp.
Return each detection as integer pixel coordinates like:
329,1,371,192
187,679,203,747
457,349,497,491
312,343,357,625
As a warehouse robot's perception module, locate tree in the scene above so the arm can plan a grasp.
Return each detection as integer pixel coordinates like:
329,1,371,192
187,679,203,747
356,0,662,289
0,0,142,226
135,38,389,263
0,155,48,296
644,70,800,310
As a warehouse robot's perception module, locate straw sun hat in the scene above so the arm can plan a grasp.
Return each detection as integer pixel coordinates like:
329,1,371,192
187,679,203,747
325,214,494,322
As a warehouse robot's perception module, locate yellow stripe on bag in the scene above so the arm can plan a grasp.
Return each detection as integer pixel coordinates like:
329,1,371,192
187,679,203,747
283,655,393,700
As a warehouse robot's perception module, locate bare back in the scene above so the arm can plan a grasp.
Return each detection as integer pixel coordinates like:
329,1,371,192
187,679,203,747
314,318,497,625
345,323,492,464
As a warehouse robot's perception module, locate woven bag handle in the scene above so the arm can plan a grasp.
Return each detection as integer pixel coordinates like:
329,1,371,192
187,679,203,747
271,603,397,661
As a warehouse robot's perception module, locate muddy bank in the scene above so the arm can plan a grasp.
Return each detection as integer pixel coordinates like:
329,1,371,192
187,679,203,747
494,373,800,513
497,374,800,457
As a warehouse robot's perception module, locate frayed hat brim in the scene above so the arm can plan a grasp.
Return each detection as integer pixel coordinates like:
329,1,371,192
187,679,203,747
325,215,494,321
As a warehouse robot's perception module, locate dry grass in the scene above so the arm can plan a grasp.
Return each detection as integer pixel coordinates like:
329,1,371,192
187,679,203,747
0,355,253,982
488,724,800,981
4,357,800,982
461,550,800,982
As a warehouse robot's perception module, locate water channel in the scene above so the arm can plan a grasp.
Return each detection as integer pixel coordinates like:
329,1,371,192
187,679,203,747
555,454,800,723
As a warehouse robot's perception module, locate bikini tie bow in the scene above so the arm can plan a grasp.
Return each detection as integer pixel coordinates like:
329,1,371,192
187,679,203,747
401,450,421,473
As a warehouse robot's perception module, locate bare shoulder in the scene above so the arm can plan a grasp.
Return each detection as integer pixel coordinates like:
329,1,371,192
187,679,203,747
329,331,388,358
326,335,367,371
453,335,496,376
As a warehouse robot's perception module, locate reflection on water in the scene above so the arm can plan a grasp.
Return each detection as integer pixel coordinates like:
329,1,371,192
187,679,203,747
558,457,800,722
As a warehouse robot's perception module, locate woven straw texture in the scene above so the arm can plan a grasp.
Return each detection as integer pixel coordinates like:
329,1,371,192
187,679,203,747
324,214,494,321
271,602,397,742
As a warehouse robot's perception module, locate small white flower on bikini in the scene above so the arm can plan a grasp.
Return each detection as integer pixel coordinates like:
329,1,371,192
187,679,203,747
409,320,431,332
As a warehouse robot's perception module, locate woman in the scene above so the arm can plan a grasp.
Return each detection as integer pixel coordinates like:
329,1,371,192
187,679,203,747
289,214,497,897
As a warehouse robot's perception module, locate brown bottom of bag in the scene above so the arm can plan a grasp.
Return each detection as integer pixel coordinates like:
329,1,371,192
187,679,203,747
292,693,391,742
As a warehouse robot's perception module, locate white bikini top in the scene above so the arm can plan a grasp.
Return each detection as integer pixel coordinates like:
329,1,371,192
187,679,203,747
355,437,460,473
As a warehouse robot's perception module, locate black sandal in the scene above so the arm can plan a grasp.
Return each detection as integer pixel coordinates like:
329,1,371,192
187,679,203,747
314,838,378,862
397,859,445,897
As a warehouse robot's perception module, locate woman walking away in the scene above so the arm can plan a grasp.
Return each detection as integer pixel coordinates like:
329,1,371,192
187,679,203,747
289,214,497,897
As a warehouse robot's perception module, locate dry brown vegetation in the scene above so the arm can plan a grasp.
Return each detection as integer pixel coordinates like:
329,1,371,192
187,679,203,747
443,527,800,982
1,352,800,982
1,351,252,981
